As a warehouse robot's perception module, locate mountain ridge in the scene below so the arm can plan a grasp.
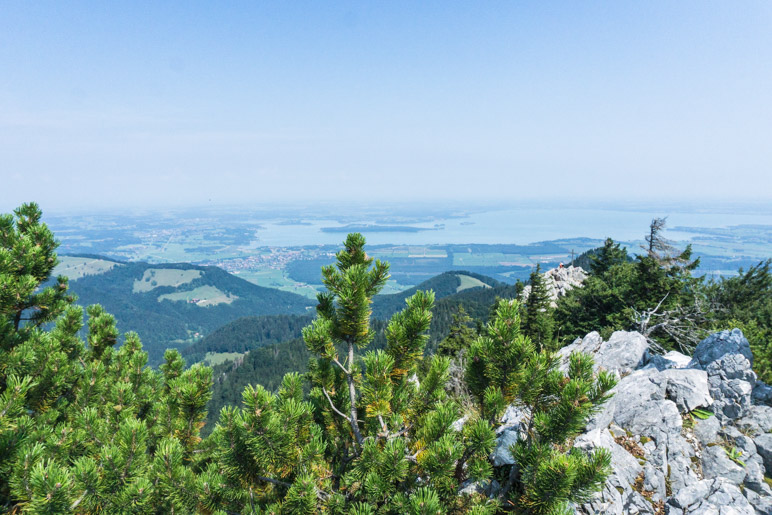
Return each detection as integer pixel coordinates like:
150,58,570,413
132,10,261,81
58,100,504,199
53,257,314,364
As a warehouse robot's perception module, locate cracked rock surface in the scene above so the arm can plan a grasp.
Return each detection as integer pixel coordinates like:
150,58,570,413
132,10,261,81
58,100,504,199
487,329,772,514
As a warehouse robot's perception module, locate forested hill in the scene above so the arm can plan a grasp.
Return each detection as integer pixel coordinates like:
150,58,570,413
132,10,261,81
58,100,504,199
204,276,521,433
53,256,314,364
181,314,314,365
371,270,503,319
185,271,507,368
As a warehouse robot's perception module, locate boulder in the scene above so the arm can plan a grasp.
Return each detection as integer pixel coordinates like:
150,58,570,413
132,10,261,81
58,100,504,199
574,429,643,488
693,415,721,446
709,376,754,421
753,381,772,406
573,429,645,514
701,445,746,485
559,332,604,370
499,405,529,433
451,414,469,432
615,398,681,442
521,265,586,307
667,435,701,492
492,428,520,467
666,478,756,514
753,433,772,475
720,426,758,458
743,488,772,515
689,329,754,370
457,479,486,496
705,353,756,385
742,459,769,495
646,350,692,371
643,462,667,502
657,368,713,413
689,330,757,422
736,405,772,436
564,329,772,513
559,330,649,376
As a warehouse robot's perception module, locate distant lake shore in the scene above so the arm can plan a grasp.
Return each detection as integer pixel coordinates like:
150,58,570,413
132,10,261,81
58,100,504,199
321,224,438,233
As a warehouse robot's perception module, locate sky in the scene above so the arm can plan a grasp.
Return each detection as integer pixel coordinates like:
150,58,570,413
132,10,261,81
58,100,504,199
1,1,771,211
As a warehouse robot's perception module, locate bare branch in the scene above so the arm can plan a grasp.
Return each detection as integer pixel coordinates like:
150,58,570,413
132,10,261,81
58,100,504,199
331,357,349,375
257,475,292,488
70,490,88,510
321,387,351,423
377,414,388,435
632,292,709,355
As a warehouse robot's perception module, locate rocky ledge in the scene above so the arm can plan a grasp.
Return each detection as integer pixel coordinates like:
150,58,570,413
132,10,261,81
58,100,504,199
486,329,772,514
521,265,587,307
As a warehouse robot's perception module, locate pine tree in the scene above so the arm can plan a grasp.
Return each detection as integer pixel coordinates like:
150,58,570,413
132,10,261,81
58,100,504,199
555,220,706,350
0,203,214,513
466,300,617,514
589,238,628,276
522,265,555,351
630,219,704,351
706,259,772,381
438,305,477,358
211,234,499,512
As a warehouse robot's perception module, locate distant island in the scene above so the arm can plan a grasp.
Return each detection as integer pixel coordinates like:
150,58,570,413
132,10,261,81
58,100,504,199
276,220,313,226
321,224,440,233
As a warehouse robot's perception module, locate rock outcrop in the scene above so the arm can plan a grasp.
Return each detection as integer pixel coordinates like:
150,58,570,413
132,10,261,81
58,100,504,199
521,265,587,307
484,329,772,514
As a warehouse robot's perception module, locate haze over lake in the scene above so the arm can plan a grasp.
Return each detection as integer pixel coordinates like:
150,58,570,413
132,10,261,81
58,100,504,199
244,204,772,247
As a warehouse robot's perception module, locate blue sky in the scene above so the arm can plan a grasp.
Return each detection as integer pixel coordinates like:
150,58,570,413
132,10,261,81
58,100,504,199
1,1,771,210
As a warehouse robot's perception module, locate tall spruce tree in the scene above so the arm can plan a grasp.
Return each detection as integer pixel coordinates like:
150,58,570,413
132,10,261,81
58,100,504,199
522,265,555,351
438,305,478,358
589,238,629,276
555,221,706,351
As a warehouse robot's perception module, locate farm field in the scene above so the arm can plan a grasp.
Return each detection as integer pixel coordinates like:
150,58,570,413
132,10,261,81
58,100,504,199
202,351,244,367
457,274,492,292
53,256,121,280
158,285,237,306
133,268,202,293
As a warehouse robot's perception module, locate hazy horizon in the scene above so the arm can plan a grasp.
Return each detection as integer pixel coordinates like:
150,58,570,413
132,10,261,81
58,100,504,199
2,2,772,211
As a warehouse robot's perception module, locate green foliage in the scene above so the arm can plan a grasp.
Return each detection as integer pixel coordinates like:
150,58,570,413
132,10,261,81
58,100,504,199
206,234,502,512
690,408,713,420
437,306,478,358
2,206,616,514
555,219,705,352
557,220,770,371
467,300,617,514
0,204,214,513
204,280,520,434
182,313,313,364
589,238,629,276
522,265,555,351
725,446,746,467
705,259,772,381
